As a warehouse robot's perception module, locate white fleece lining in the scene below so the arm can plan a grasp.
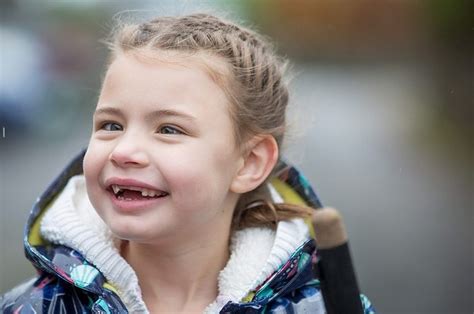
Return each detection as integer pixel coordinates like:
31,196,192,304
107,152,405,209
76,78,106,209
40,176,147,313
40,175,309,313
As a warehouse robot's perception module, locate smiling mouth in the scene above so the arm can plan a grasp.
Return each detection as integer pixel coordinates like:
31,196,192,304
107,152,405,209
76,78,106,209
108,184,169,201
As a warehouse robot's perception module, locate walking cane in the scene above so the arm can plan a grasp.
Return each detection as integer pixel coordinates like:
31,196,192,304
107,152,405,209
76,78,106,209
311,208,364,314
273,162,364,313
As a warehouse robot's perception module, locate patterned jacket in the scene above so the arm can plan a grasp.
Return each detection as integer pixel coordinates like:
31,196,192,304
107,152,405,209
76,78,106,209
1,149,376,313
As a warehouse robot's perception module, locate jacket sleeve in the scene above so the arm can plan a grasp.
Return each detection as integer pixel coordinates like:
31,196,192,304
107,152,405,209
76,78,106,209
1,277,38,313
1,273,96,314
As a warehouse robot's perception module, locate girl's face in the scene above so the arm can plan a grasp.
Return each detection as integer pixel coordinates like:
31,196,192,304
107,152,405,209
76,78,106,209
83,52,243,243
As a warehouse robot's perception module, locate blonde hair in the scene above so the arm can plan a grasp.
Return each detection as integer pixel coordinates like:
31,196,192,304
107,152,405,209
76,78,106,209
105,13,313,230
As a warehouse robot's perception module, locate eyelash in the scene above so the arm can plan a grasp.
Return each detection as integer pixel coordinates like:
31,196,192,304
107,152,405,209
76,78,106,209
159,125,183,135
97,122,184,135
98,122,122,132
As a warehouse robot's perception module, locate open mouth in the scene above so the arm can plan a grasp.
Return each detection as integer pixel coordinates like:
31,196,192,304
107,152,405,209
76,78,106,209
108,184,169,201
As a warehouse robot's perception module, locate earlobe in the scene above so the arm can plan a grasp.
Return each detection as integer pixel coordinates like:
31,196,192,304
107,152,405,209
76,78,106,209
230,135,279,194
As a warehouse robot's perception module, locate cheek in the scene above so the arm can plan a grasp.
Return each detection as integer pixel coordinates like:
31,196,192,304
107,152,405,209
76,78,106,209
83,144,107,211
165,167,212,203
83,140,110,177
163,151,237,210
83,147,101,185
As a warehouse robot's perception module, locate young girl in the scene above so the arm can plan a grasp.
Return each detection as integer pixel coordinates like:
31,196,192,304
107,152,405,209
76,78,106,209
1,13,375,313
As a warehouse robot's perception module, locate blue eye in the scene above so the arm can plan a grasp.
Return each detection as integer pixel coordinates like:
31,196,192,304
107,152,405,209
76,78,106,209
101,122,123,131
159,125,182,135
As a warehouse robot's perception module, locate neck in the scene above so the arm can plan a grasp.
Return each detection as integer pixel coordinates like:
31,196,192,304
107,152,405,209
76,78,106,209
120,220,232,313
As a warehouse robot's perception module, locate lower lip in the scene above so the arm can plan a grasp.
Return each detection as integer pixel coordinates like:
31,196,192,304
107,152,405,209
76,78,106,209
107,190,168,213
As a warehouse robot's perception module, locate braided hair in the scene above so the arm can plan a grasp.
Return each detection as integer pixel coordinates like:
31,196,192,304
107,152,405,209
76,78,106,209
105,13,313,231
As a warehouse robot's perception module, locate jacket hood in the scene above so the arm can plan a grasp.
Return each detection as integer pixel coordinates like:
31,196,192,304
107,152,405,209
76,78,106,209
23,148,323,313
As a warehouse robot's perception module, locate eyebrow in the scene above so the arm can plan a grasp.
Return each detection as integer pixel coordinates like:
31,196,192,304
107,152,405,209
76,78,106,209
93,106,197,123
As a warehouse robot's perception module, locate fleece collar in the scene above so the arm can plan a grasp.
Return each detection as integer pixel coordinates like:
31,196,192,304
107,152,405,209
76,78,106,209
23,149,323,313
39,175,312,313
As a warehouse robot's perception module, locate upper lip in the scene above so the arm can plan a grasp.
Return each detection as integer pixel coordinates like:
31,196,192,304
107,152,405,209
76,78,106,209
104,177,167,193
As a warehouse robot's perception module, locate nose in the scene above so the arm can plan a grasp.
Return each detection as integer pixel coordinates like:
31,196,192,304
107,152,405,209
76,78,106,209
109,136,150,168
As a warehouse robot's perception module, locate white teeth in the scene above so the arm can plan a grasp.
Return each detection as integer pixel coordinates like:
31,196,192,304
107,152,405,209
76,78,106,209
140,189,162,197
111,184,166,197
112,185,122,195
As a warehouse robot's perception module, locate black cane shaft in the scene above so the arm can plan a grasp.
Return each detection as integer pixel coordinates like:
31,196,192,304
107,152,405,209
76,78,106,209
316,242,364,314
311,208,364,314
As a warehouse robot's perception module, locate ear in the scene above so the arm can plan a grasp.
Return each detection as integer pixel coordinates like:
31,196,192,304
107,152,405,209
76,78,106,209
230,135,279,194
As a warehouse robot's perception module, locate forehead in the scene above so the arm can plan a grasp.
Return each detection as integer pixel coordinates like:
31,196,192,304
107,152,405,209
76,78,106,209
109,48,232,89
100,50,231,112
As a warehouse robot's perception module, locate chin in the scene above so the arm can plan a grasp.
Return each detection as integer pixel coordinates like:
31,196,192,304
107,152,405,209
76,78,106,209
109,221,147,241
106,216,169,243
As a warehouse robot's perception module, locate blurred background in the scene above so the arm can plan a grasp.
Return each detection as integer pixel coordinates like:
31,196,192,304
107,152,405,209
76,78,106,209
0,0,472,313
